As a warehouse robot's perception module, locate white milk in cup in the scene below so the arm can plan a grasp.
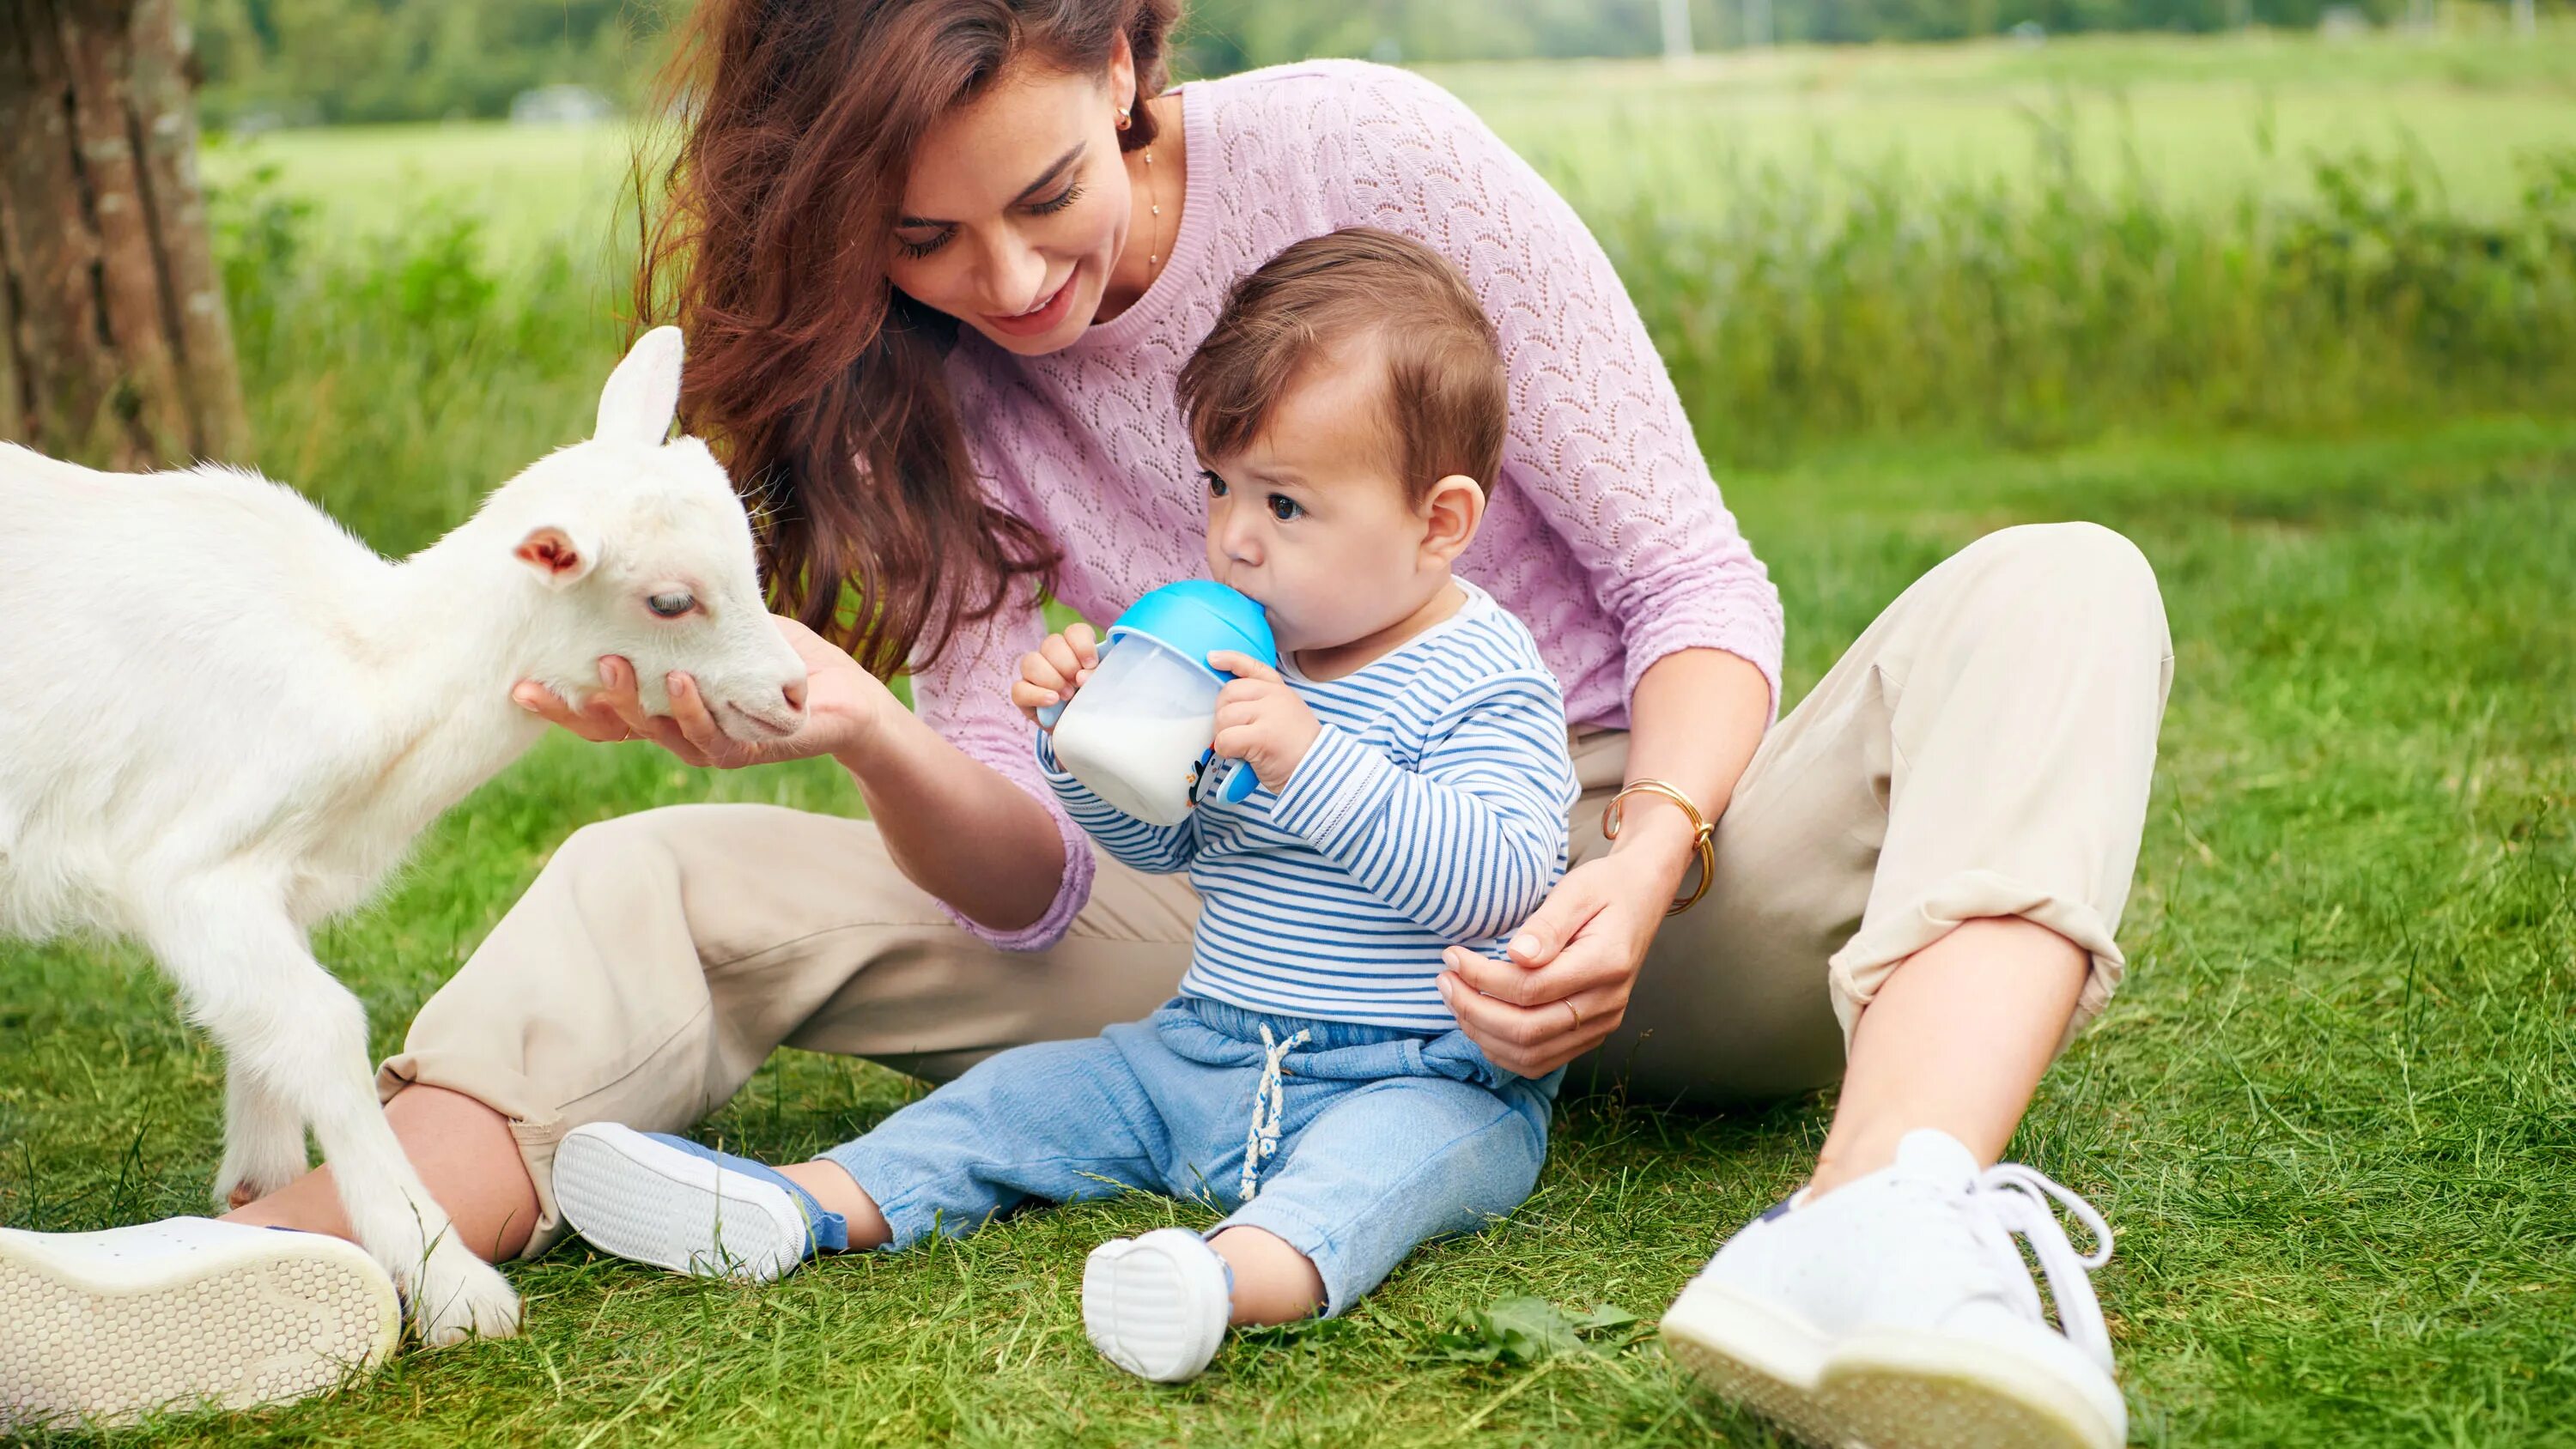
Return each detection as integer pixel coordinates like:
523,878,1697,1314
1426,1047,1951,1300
1039,581,1279,827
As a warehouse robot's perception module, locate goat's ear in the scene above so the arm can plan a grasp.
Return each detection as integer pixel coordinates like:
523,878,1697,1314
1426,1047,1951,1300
514,525,596,588
594,325,685,449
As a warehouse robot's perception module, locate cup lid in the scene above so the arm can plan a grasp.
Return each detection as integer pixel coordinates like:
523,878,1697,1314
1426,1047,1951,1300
1107,581,1278,670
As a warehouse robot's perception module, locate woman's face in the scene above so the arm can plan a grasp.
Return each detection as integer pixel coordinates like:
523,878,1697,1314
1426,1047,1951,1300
888,53,1139,357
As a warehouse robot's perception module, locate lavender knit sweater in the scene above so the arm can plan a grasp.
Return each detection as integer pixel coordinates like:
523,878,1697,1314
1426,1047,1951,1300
916,60,1783,949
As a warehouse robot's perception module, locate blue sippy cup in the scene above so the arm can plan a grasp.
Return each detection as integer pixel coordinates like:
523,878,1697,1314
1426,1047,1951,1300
1036,581,1279,827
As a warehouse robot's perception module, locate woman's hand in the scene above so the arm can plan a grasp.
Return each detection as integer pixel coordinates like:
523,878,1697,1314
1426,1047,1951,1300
513,615,890,770
1437,843,1688,1078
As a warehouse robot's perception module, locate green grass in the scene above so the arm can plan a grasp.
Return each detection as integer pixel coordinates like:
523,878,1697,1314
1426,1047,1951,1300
4,416,2572,1446
201,121,644,264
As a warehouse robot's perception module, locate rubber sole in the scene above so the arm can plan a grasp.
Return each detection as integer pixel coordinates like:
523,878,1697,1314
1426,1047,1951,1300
0,1224,398,1431
552,1125,810,1282
1659,1278,2121,1449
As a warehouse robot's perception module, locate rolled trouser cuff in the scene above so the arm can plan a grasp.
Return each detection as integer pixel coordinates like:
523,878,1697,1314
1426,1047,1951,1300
375,1052,580,1261
1825,867,2127,1057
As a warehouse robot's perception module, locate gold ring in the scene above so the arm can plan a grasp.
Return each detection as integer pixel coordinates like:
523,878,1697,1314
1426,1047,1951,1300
1561,998,1583,1032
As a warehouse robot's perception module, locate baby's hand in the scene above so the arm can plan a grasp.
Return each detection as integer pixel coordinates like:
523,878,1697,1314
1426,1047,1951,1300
1013,623,1102,727
1207,652,1320,792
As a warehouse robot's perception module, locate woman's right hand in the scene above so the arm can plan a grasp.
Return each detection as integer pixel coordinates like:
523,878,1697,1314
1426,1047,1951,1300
1010,622,1101,728
513,615,891,770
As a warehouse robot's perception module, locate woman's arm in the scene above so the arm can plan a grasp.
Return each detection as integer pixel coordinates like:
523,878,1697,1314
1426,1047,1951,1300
513,614,1076,937
844,691,1072,931
1598,647,1771,879
1438,647,1770,1077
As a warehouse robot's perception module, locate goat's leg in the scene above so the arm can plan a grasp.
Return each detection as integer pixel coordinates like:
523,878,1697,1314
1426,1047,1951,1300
215,1061,309,1209
144,884,522,1345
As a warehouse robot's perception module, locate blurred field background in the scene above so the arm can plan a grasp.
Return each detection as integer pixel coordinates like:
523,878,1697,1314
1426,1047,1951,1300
190,15,2576,546
5,2,2573,1445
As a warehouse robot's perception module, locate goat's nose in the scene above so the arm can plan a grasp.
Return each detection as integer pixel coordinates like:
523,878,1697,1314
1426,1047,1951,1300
782,677,809,713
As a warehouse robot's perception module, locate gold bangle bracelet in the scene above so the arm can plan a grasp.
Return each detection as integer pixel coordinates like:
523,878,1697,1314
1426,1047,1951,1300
1601,779,1716,915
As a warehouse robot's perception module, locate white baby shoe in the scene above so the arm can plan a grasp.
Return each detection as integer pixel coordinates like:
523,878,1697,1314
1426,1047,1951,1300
1082,1228,1232,1382
1660,1129,2126,1449
553,1123,849,1283
0,1216,399,1430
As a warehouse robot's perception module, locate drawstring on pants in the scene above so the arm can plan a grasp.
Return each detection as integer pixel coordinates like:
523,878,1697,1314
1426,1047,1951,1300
1238,1024,1309,1203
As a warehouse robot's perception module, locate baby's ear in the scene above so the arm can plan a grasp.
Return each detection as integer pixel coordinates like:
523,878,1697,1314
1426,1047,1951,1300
1419,474,1486,564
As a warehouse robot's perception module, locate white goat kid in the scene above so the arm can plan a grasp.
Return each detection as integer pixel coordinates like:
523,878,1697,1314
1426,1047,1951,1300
0,327,805,1345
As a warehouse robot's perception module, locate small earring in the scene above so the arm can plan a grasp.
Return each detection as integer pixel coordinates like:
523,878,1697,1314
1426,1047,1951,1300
1115,106,1132,131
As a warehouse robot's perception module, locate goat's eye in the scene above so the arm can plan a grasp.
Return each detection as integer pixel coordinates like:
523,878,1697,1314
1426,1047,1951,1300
647,591,696,619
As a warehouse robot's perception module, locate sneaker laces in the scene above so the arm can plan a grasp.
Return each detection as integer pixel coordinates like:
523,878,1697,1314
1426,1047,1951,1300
1965,1162,2116,1373
1237,1024,1309,1203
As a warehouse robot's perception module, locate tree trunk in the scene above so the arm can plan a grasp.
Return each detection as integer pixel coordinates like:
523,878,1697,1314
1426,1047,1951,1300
0,0,246,470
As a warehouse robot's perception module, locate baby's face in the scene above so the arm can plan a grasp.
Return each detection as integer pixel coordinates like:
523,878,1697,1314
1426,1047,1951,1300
1199,357,1442,657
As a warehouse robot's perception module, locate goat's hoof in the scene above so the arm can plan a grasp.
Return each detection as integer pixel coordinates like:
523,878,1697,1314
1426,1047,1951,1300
406,1252,522,1347
211,1144,307,1212
210,1171,295,1214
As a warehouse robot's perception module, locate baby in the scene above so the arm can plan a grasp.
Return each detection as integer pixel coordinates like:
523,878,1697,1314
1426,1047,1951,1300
552,227,1578,1382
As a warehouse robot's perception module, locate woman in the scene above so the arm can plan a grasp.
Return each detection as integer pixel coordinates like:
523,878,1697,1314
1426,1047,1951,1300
30,3,2169,1444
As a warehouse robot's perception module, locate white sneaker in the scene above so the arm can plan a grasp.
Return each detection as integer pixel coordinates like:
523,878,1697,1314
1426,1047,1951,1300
1660,1130,2127,1449
553,1123,849,1283
1082,1228,1231,1383
0,1217,400,1430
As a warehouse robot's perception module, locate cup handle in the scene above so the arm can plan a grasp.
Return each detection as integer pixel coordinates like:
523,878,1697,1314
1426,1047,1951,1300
1034,633,1116,731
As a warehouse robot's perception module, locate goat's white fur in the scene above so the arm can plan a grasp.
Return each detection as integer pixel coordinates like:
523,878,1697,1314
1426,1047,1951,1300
0,328,805,1346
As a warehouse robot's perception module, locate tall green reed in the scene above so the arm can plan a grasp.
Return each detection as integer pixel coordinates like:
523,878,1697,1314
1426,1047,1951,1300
212,163,629,555
1572,138,2576,465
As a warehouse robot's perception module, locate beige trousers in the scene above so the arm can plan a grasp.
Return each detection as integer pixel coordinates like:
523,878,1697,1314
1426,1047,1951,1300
380,523,2173,1258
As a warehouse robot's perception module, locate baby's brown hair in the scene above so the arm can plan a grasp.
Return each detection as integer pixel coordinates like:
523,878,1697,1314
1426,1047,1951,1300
1176,227,1506,502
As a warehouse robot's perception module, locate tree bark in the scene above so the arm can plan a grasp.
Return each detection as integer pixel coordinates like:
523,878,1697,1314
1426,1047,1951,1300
0,0,245,469
0,191,22,442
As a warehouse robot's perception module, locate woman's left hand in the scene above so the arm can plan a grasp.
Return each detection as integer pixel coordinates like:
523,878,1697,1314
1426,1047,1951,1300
1437,850,1677,1077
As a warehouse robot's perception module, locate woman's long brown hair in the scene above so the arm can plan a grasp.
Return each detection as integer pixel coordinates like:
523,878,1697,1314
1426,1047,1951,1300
635,0,1179,678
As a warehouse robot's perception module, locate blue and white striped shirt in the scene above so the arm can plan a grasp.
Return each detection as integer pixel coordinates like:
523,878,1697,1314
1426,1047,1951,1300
1040,581,1577,1029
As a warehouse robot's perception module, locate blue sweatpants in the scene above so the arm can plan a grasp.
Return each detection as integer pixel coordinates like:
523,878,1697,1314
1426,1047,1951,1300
825,996,1558,1314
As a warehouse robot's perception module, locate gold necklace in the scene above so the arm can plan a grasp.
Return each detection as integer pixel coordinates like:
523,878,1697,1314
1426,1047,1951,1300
1142,139,1163,279
1119,101,1166,285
